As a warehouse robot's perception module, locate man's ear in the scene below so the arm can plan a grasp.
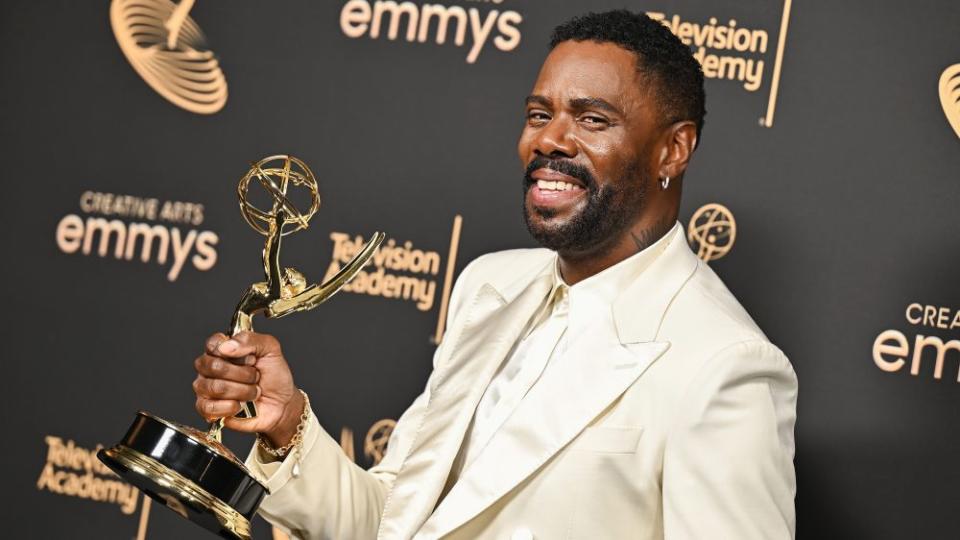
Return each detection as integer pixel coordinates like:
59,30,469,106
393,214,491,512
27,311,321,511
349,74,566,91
657,121,698,180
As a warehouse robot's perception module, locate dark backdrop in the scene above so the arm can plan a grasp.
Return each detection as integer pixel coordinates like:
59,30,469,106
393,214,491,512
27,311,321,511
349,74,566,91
2,0,959,538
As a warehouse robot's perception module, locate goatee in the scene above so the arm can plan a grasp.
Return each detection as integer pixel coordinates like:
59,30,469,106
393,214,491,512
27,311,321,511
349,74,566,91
523,156,646,254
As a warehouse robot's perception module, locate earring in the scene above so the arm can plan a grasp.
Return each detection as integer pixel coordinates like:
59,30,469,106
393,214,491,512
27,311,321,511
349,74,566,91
660,176,671,190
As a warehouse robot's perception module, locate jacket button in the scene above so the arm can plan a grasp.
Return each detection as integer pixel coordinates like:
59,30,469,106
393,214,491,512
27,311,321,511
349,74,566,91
511,528,533,540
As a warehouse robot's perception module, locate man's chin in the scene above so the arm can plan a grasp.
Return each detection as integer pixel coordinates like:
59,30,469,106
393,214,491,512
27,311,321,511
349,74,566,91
524,213,577,252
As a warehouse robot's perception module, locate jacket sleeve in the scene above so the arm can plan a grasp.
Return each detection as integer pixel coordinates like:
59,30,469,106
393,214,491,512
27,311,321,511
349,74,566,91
246,388,429,540
243,256,483,540
662,339,798,540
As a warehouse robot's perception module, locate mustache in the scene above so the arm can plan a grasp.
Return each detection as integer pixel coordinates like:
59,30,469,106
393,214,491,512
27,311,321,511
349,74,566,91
523,156,596,190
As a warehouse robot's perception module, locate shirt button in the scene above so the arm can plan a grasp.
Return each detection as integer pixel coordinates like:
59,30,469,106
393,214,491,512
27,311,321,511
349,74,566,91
511,527,534,540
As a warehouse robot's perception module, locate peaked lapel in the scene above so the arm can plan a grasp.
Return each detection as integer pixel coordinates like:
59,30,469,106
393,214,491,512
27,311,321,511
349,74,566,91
377,265,555,540
383,225,699,539
417,224,699,538
418,322,669,539
613,225,700,344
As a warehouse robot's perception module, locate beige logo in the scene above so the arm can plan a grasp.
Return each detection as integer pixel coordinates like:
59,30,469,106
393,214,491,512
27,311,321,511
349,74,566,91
326,215,463,343
649,0,793,127
339,0,524,64
339,419,397,467
939,63,960,139
687,203,736,261
36,436,140,515
873,303,960,382
110,0,227,114
55,191,219,282
364,419,397,465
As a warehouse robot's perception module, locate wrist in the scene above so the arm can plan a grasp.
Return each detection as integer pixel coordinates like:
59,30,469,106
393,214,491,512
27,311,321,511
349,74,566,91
264,390,306,448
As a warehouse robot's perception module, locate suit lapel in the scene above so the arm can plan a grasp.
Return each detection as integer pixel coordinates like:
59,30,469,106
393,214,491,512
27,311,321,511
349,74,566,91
384,224,699,539
377,271,554,540
417,225,697,538
418,322,670,539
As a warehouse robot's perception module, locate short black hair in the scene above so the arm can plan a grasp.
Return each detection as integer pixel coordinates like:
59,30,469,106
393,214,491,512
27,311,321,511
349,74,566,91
550,10,706,143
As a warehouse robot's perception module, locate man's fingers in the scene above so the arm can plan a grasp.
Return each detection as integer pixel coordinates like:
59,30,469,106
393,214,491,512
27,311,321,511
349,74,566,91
193,376,259,401
204,333,229,355
195,397,242,420
194,354,259,382
215,331,280,360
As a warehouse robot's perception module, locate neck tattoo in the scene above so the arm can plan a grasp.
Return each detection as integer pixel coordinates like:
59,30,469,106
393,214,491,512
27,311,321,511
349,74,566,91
630,218,674,253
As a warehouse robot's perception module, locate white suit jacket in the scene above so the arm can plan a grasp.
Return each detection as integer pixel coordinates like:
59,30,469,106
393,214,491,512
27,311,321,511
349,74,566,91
247,225,798,540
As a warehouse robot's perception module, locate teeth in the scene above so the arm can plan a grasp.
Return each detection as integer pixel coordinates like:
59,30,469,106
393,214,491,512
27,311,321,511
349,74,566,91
537,180,577,191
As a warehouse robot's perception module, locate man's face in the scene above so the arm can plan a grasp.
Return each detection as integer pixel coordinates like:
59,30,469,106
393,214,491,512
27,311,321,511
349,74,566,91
518,40,662,255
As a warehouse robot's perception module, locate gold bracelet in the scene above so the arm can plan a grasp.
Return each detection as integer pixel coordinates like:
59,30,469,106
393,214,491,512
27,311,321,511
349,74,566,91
257,389,310,475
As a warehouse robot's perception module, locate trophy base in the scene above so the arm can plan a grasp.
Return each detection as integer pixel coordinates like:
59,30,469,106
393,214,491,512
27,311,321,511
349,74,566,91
98,412,268,540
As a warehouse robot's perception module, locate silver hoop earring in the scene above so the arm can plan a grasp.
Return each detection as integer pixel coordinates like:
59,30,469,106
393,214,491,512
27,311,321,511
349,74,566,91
660,176,671,190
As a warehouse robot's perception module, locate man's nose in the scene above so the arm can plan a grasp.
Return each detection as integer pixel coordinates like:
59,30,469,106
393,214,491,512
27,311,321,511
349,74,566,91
533,116,577,158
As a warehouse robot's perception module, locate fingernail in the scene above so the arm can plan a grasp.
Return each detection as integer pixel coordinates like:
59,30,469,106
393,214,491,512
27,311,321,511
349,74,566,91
218,340,239,354
244,355,256,366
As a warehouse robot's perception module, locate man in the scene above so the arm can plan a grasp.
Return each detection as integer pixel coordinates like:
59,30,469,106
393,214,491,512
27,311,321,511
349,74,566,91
193,10,797,540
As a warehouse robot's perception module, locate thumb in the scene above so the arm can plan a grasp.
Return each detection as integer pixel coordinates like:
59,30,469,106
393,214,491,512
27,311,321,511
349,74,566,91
217,331,281,360
222,415,263,433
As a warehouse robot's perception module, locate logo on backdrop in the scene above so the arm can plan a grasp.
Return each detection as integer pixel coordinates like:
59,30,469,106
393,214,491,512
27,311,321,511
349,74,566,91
339,0,524,64
55,191,220,281
327,232,440,311
110,0,228,114
326,215,463,343
939,63,960,139
36,436,140,515
873,303,960,382
339,419,397,467
647,0,793,127
364,419,397,464
688,203,736,262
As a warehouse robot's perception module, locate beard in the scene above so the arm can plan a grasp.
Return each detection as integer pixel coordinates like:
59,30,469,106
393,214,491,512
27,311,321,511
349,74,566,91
522,156,647,254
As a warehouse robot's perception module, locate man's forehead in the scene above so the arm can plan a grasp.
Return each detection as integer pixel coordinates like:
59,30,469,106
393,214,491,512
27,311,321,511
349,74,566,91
531,41,647,106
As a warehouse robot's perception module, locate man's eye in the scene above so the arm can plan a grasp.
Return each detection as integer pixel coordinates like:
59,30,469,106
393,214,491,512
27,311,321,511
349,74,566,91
581,115,609,126
527,111,550,123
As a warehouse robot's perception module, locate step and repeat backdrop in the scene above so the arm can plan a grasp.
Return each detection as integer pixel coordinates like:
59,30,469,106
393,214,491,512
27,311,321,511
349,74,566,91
2,0,958,538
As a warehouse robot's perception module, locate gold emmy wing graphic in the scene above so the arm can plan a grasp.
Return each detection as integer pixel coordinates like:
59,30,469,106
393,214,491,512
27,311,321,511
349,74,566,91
364,419,397,465
99,155,385,539
940,63,960,139
688,203,737,262
111,0,228,114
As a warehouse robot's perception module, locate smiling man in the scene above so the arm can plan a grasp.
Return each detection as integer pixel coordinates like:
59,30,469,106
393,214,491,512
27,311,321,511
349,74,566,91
192,10,797,540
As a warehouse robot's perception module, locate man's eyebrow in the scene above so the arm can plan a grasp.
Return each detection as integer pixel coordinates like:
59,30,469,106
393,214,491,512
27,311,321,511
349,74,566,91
569,97,622,116
525,95,552,108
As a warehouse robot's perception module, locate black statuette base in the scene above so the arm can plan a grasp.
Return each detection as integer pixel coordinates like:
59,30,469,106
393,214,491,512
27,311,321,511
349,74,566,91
98,412,268,540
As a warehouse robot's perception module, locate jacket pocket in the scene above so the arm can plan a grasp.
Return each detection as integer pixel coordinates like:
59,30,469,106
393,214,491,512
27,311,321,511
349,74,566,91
569,426,643,454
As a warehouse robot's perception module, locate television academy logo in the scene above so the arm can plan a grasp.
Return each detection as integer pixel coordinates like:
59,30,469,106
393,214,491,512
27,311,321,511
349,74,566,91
687,203,736,262
110,0,227,114
648,0,793,127
940,63,960,139
327,215,463,343
36,436,141,515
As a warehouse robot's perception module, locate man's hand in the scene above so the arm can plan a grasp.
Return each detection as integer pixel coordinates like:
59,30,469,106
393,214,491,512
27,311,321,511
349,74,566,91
193,331,305,448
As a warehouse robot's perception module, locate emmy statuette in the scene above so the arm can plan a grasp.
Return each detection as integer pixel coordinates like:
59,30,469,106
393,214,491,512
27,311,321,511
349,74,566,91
99,155,385,539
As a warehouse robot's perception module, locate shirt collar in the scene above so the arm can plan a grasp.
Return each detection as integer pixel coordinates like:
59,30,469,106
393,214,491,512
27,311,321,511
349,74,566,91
552,222,681,329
